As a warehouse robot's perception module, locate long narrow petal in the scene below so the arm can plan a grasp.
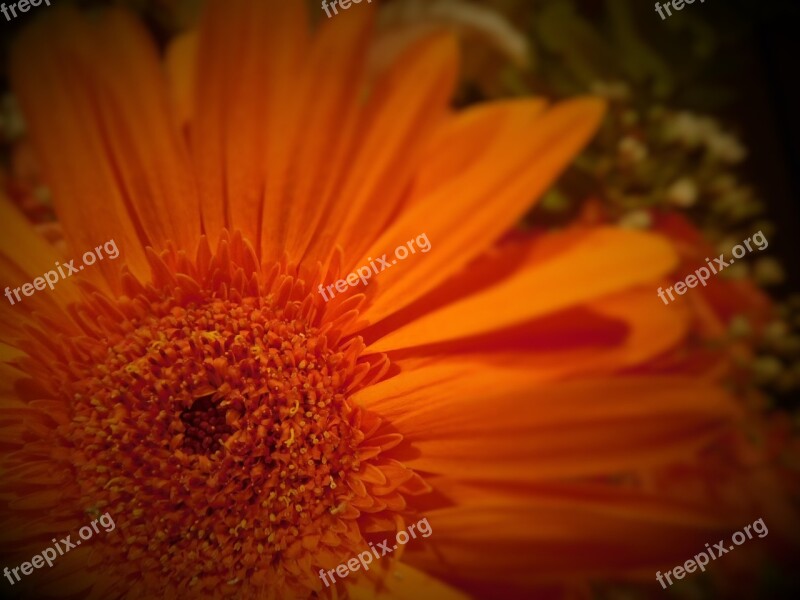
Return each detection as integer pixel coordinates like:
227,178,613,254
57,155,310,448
193,0,309,251
10,7,200,284
367,228,676,352
359,375,739,480
355,98,606,323
405,482,734,585
332,33,459,267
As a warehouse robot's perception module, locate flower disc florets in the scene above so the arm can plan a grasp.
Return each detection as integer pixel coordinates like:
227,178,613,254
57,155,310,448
58,234,371,597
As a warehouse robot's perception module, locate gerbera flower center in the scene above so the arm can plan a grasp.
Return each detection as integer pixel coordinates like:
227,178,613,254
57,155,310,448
56,236,370,596
178,394,233,455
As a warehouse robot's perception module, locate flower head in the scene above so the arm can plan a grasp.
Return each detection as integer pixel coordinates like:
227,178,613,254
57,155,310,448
0,2,759,599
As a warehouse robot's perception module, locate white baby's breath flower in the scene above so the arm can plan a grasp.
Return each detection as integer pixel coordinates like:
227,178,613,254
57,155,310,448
618,136,648,163
753,257,785,286
666,177,698,208
664,111,707,147
706,132,747,164
618,209,652,229
717,238,739,255
589,80,631,102
723,262,750,280
752,356,783,384
729,315,752,339
0,93,25,141
763,321,789,344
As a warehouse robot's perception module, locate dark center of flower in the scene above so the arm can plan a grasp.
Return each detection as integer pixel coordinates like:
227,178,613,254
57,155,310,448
179,395,233,455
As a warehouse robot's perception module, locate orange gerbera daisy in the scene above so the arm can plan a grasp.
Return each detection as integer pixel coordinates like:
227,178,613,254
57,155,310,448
0,2,749,599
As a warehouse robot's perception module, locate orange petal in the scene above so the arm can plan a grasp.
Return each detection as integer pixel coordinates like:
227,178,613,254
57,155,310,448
10,7,200,285
406,483,733,585
360,374,739,480
0,197,83,314
279,5,377,267
367,228,677,351
193,0,309,251
356,98,606,323
333,32,459,267
164,30,198,130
